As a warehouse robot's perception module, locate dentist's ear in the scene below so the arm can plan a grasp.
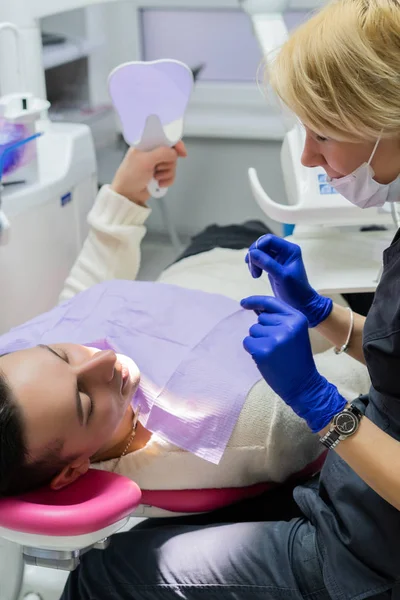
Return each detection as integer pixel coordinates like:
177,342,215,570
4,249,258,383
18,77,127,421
50,458,90,490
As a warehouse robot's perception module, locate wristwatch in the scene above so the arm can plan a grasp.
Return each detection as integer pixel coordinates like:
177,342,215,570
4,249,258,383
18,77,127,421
319,396,368,450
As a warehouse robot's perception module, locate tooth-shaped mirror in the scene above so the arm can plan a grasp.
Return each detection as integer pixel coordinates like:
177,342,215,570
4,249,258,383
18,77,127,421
108,60,194,198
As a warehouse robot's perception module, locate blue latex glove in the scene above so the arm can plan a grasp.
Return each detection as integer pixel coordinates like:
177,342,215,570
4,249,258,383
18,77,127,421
245,234,332,328
241,295,346,433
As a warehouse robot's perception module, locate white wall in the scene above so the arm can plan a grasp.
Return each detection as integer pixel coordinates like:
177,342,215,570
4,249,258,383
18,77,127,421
97,137,285,237
41,10,87,38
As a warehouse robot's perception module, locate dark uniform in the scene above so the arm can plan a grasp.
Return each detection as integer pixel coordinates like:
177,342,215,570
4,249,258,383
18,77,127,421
296,230,400,599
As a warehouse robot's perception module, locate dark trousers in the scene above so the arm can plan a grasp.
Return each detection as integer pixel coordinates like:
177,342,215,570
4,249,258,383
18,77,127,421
61,478,331,600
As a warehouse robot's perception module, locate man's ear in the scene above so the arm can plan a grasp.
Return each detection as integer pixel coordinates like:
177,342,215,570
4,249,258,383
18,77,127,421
50,458,90,491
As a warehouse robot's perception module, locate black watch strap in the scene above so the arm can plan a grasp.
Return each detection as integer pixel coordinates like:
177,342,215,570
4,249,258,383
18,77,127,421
319,395,367,450
320,428,341,450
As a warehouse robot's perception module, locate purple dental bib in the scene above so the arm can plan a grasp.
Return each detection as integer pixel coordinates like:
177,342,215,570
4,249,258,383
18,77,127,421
0,281,260,463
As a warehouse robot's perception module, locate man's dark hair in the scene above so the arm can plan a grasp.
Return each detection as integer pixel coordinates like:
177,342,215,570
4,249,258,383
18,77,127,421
0,370,68,496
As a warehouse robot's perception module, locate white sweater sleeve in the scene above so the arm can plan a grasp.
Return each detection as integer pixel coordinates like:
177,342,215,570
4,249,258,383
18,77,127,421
59,185,151,303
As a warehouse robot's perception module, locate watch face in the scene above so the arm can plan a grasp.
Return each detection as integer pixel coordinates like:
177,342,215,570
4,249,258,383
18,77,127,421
335,412,358,435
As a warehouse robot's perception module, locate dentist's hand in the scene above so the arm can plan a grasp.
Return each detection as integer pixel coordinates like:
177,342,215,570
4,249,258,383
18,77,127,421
111,141,187,206
245,234,332,327
241,295,346,432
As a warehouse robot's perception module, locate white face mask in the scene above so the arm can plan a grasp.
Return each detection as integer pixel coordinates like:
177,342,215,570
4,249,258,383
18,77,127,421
328,138,400,209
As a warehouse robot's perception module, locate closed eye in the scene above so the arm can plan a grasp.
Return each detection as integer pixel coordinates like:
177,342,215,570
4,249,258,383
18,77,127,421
39,344,94,425
78,382,94,420
54,348,95,419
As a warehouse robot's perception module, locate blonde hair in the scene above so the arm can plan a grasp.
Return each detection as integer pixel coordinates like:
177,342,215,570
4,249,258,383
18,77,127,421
269,0,400,141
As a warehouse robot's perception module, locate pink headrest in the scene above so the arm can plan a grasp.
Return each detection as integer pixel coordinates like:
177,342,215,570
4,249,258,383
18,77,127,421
0,452,327,537
0,470,142,536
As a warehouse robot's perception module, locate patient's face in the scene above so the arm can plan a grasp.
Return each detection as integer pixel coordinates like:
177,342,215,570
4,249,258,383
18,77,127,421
0,344,140,464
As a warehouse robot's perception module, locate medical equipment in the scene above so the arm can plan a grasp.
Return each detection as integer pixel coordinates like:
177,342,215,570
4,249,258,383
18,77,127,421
0,25,46,189
0,130,44,241
109,60,193,199
0,17,97,332
0,121,97,334
0,22,51,249
0,94,50,185
0,133,43,247
0,452,325,600
0,130,42,186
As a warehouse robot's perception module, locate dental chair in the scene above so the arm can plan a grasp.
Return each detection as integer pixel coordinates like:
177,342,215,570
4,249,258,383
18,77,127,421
0,452,326,599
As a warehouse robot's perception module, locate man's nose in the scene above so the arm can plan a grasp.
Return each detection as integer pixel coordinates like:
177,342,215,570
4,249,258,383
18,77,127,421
76,350,117,383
